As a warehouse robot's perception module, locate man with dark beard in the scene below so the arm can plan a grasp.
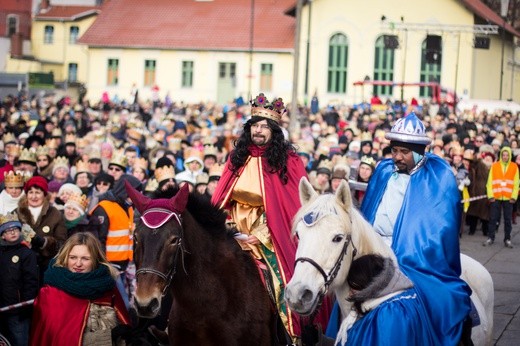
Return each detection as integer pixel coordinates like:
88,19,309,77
212,93,330,343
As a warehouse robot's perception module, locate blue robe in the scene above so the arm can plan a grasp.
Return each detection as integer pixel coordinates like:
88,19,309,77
331,154,471,345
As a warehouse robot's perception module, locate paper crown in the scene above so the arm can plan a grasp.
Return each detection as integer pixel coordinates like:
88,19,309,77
360,132,373,142
109,151,128,169
6,144,21,157
65,134,76,144
45,138,59,149
76,138,89,149
89,149,101,161
35,145,50,157
144,178,159,192
183,147,204,161
2,133,17,144
203,145,218,158
209,163,225,178
202,136,213,147
154,165,175,183
0,212,19,225
317,159,334,173
4,171,25,188
385,112,431,145
19,148,37,164
332,155,349,168
51,128,63,138
196,173,209,186
360,155,376,168
75,160,89,174
133,157,149,172
127,129,143,141
53,156,70,171
66,193,89,211
168,138,182,152
250,93,285,124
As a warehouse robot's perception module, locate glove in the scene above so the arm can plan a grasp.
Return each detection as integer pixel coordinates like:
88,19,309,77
31,235,46,250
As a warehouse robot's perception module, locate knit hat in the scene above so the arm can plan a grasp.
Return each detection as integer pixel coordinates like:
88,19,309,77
0,213,22,235
24,176,49,195
48,180,63,193
58,183,82,197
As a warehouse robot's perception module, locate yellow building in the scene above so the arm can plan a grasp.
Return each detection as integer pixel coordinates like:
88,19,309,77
5,5,99,85
296,0,520,105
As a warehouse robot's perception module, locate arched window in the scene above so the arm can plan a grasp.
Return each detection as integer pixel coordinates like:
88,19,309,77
327,33,349,93
373,35,396,96
420,38,442,97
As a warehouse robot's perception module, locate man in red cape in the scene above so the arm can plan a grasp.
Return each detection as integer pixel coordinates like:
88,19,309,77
212,93,330,341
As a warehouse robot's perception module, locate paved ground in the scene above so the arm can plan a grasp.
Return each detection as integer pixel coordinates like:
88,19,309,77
459,221,520,345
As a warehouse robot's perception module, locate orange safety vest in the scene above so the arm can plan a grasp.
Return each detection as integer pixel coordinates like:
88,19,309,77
491,162,518,200
97,200,134,262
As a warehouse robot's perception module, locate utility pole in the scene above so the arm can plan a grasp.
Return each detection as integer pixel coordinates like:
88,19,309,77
290,0,303,134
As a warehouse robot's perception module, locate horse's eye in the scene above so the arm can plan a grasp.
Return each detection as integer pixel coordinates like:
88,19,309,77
170,237,180,246
332,234,344,243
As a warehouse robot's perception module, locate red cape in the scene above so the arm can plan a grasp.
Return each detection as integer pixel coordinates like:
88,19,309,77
30,285,130,346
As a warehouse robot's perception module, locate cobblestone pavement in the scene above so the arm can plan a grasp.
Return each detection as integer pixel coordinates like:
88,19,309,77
459,221,520,345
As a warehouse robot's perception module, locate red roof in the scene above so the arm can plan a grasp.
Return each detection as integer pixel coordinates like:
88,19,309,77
35,6,100,21
459,0,520,37
78,0,295,51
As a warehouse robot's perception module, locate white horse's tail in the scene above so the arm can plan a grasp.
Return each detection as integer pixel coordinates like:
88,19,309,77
460,253,494,346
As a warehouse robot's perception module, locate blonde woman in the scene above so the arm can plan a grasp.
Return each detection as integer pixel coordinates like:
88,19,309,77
30,232,130,346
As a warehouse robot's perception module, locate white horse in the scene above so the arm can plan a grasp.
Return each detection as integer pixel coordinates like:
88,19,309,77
285,178,494,346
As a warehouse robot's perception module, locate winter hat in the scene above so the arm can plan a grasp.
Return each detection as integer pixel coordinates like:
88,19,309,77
58,183,82,197
0,213,22,235
48,180,63,193
24,176,49,195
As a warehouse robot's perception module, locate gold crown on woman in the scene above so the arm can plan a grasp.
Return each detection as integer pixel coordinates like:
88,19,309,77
0,212,19,225
109,151,128,168
67,193,89,210
154,165,175,183
250,93,285,124
75,160,89,174
19,148,37,163
53,156,70,170
36,145,50,157
133,157,148,171
4,171,24,188
2,133,16,144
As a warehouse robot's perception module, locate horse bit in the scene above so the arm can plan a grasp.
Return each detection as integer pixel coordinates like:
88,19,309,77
135,208,188,296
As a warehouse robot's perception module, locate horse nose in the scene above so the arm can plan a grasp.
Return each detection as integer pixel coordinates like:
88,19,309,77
285,284,315,312
133,296,160,318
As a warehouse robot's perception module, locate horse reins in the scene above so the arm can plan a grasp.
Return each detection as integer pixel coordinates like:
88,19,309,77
135,209,188,296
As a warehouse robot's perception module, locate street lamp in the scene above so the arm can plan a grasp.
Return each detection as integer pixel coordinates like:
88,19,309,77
499,0,510,100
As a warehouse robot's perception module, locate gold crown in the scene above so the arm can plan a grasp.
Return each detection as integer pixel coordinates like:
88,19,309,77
4,171,25,188
202,136,213,147
183,147,204,161
209,163,225,178
16,170,33,183
2,133,17,144
317,159,334,171
53,156,70,171
36,145,50,157
144,178,159,192
360,155,376,168
250,93,284,124
76,138,89,149
6,144,22,157
133,157,148,171
203,145,218,158
19,148,37,164
51,128,62,138
127,129,143,141
196,173,209,185
154,165,175,183
75,160,89,174
89,148,101,160
45,138,59,149
109,150,128,168
168,138,182,152
0,212,19,225
66,193,89,211
360,132,373,142
332,155,349,167
65,134,76,144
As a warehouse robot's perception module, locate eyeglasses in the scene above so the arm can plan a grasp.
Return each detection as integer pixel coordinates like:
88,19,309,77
3,227,20,235
108,166,122,172
96,181,110,186
475,139,484,143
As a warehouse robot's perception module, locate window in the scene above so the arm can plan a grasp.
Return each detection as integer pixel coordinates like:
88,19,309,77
69,26,79,44
68,63,78,82
373,35,395,97
144,60,156,86
7,15,18,36
107,59,119,85
260,63,273,91
327,33,349,93
182,61,193,87
419,39,442,97
44,25,54,44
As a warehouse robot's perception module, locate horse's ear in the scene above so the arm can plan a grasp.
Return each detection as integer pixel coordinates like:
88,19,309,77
335,179,352,210
299,177,318,205
125,180,151,214
170,183,189,213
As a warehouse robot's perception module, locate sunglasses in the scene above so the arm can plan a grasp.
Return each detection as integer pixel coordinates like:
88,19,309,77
97,181,110,186
108,166,122,172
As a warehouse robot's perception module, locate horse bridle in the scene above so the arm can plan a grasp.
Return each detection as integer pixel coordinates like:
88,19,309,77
135,209,188,296
294,233,357,312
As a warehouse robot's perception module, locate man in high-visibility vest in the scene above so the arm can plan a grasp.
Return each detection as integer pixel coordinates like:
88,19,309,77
485,146,518,248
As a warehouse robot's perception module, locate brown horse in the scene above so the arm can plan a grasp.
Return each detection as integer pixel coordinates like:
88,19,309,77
125,182,276,346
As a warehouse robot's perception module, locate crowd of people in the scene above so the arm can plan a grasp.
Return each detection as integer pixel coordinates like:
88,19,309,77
0,88,518,345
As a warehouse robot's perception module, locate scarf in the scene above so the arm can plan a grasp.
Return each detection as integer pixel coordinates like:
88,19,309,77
65,215,84,230
44,258,115,300
29,205,43,223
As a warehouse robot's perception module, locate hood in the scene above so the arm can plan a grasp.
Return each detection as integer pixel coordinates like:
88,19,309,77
499,146,513,164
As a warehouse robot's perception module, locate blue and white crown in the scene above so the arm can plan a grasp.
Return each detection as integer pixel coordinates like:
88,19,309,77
385,112,432,145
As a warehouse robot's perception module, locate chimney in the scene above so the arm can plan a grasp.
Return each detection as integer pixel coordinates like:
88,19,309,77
41,0,50,11
10,33,23,58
